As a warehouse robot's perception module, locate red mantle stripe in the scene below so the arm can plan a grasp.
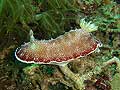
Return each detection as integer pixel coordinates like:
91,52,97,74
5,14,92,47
16,43,97,63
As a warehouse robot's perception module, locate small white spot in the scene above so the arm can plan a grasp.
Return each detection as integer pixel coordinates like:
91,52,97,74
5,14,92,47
33,58,36,60
20,53,24,56
53,43,56,46
92,48,95,51
36,58,39,60
67,42,71,46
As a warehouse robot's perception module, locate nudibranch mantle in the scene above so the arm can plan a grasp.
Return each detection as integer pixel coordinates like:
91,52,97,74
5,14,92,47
15,28,101,66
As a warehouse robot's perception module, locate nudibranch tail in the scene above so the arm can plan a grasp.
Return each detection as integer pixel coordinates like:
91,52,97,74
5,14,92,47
15,28,101,66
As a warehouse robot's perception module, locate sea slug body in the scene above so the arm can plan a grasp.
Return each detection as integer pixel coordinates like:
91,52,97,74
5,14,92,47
15,29,101,66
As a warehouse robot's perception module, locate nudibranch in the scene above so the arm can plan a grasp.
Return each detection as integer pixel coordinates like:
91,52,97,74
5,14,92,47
15,19,102,66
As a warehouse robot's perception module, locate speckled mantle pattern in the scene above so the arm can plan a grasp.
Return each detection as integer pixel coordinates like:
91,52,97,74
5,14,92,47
15,29,101,65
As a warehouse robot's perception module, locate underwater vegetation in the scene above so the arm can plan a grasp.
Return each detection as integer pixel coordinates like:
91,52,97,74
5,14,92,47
0,0,120,90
